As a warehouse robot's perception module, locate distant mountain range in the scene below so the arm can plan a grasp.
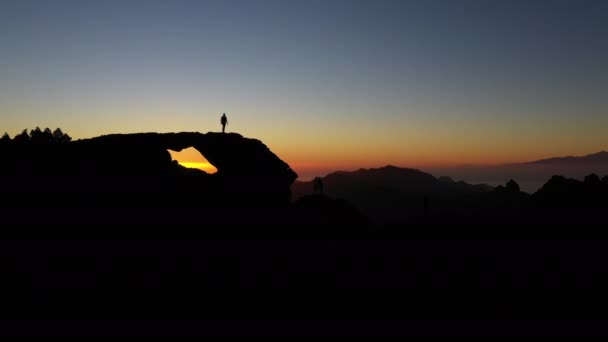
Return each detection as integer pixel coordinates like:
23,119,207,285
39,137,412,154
520,150,608,165
293,165,493,197
424,150,608,193
292,165,495,224
292,154,608,224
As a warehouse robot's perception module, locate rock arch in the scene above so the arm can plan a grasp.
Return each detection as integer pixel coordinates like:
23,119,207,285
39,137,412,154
168,146,218,174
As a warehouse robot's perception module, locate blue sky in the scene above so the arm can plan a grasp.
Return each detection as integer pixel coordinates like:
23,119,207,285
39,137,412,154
1,0,607,179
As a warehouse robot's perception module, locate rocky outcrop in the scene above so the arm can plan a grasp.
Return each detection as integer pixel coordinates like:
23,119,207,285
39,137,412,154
1,132,297,228
74,132,297,196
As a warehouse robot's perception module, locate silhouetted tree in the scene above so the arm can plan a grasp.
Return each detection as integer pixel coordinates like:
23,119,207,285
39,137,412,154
53,128,63,141
52,128,71,143
61,133,72,143
602,175,608,185
506,179,520,192
0,132,11,145
584,173,601,186
42,127,53,143
13,129,30,145
30,127,44,144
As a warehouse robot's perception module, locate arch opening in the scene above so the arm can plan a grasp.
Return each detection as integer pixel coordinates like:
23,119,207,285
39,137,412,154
168,147,218,174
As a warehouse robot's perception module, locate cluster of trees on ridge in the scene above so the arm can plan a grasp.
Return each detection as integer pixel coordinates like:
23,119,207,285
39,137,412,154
1,127,72,146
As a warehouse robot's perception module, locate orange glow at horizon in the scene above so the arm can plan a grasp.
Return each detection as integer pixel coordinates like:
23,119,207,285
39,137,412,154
278,142,608,181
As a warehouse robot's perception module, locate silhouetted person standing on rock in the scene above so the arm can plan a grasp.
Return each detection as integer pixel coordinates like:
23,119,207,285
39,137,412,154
313,177,324,194
221,113,228,133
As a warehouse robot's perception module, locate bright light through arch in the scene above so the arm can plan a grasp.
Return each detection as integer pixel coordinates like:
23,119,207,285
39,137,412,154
168,147,218,174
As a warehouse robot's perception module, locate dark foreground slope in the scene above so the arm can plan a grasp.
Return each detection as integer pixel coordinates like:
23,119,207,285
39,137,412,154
1,134,608,337
2,237,607,337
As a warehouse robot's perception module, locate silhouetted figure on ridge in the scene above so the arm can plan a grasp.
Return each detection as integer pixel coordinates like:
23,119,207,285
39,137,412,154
221,113,228,133
313,177,324,194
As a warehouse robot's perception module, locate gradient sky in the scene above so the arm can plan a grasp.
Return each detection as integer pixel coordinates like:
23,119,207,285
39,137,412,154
2,0,607,179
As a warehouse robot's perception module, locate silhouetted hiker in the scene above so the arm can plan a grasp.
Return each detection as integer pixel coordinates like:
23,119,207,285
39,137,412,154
221,113,228,133
313,177,324,194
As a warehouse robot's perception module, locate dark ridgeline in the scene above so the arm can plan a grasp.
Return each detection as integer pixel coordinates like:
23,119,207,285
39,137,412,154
1,130,608,337
1,130,299,232
292,166,608,229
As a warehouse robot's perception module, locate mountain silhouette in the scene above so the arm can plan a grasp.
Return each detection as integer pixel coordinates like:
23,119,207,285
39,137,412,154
292,165,493,224
291,165,608,228
529,174,608,225
521,150,608,165
426,150,608,193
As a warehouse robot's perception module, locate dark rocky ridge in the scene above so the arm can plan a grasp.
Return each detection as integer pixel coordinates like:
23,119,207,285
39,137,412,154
75,132,297,203
1,132,299,230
